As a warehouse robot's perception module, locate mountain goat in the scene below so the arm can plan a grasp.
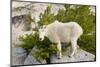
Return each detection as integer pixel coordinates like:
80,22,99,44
39,20,83,59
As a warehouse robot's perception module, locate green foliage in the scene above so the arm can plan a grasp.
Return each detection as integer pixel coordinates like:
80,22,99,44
38,4,96,35
78,34,96,55
18,32,38,53
56,5,96,34
38,5,55,26
55,8,66,22
18,32,57,61
32,37,57,61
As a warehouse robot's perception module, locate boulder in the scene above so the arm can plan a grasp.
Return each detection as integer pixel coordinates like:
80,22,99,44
24,54,41,65
11,47,27,66
24,46,95,65
50,47,95,63
11,46,95,66
24,47,46,65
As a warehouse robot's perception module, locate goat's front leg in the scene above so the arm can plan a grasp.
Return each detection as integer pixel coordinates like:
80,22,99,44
57,41,62,59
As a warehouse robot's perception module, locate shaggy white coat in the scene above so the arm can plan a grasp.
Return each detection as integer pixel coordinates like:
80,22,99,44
39,20,83,58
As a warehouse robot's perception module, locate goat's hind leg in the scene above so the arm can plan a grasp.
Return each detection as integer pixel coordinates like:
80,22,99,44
69,38,78,58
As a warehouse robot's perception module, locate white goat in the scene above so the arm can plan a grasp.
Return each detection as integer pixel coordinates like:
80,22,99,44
39,20,83,59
